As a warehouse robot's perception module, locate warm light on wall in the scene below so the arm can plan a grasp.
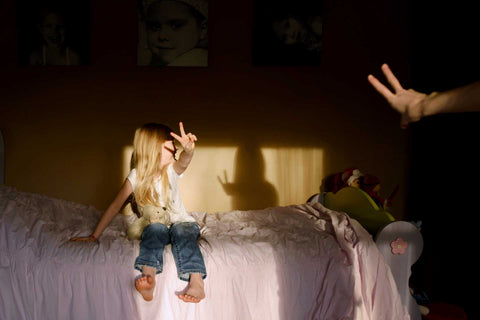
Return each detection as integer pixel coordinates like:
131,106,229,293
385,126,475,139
262,147,323,207
123,146,323,213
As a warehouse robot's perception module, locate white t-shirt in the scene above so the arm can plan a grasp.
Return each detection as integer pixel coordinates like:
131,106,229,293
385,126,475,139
126,164,195,225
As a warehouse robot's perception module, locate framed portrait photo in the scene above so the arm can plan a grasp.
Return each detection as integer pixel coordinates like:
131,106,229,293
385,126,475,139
253,0,323,66
137,0,209,67
16,0,91,66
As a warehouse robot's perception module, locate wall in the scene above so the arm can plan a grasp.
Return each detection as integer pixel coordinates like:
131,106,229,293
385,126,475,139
407,1,480,317
0,0,410,217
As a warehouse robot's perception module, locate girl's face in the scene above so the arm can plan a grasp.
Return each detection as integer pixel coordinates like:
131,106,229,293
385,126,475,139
145,0,206,64
161,139,177,163
38,12,66,47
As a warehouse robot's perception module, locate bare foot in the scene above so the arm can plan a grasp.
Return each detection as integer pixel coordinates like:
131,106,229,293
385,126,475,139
178,273,205,303
135,275,155,301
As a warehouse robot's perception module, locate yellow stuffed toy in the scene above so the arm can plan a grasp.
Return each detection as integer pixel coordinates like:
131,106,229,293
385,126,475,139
126,204,172,240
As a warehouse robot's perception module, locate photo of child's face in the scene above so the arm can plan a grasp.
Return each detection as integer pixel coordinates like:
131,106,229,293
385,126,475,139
271,15,322,53
145,0,204,65
272,17,305,45
38,12,66,47
253,0,323,66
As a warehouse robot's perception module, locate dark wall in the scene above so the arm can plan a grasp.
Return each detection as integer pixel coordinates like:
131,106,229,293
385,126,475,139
2,0,478,317
408,1,480,318
0,0,411,214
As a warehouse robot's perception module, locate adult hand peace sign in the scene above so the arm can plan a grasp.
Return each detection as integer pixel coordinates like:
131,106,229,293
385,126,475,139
170,122,198,153
368,64,428,128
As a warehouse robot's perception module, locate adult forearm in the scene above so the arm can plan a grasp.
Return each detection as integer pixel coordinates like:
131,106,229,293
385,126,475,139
424,81,480,116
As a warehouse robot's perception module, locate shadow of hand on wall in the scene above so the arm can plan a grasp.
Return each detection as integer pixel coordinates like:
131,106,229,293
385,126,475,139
217,142,278,210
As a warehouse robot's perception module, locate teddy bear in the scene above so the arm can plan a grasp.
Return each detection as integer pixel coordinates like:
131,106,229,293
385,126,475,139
126,204,172,240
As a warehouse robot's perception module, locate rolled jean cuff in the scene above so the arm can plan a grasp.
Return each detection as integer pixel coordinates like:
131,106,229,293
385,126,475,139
134,260,163,274
178,270,207,282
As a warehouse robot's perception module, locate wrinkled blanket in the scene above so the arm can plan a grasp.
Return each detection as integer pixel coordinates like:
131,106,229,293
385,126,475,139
0,186,408,320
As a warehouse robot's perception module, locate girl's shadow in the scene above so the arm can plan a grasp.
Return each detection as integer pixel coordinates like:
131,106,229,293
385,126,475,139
218,142,278,210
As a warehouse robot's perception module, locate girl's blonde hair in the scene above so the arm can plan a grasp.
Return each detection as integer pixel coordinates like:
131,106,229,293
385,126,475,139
132,123,173,208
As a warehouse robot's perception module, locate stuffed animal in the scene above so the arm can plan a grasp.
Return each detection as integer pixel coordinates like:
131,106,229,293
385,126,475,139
332,167,363,192
127,205,172,240
327,168,397,210
360,174,385,208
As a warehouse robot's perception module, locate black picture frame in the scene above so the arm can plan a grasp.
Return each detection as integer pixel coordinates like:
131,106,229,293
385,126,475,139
16,0,91,66
253,0,323,66
137,0,209,67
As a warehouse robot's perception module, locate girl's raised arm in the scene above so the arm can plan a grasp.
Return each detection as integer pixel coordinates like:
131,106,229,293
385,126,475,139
70,179,133,242
171,122,197,175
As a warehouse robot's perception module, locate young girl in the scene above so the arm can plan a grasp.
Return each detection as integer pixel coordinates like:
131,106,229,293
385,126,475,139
71,122,206,303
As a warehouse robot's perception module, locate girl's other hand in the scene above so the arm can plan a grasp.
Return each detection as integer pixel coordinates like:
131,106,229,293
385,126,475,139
70,235,97,242
171,122,197,153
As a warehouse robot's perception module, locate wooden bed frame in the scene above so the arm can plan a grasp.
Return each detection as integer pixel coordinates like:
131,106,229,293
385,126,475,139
309,187,423,320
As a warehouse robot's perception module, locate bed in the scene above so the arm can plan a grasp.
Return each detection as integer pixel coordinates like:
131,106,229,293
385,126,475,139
309,187,424,320
0,183,412,320
0,130,4,185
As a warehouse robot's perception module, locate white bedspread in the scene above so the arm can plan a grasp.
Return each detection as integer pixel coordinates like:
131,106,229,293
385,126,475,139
0,185,409,320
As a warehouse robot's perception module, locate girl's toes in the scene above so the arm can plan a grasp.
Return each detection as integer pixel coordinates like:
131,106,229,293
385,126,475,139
187,294,199,303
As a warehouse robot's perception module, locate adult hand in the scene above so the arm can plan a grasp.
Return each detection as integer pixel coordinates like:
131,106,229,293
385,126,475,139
171,122,197,153
368,64,428,128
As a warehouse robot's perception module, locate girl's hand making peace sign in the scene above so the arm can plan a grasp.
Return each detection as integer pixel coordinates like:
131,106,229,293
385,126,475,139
170,122,197,153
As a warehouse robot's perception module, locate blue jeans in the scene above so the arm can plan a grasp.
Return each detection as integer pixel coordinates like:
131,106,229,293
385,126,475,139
134,222,207,282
